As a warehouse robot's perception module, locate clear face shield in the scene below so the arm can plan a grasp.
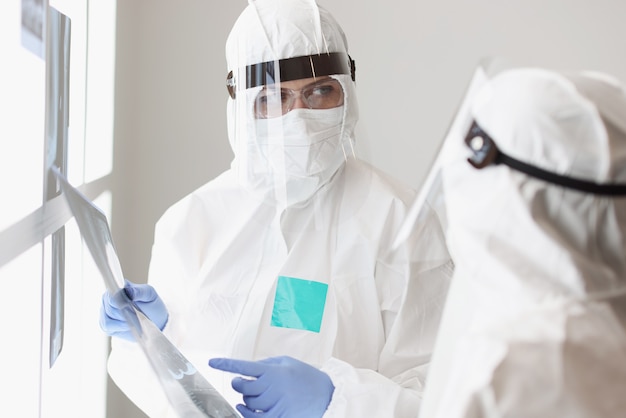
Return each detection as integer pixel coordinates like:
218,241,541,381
227,53,354,118
392,61,491,248
226,52,358,207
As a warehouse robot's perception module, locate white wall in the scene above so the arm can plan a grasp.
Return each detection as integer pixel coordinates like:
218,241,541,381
108,1,626,416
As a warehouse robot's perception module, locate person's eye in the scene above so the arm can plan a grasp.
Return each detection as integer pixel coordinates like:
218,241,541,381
310,83,336,97
256,94,269,105
280,90,292,104
257,89,279,103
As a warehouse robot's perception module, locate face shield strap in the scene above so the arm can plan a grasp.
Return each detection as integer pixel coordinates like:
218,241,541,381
226,52,355,99
465,120,626,196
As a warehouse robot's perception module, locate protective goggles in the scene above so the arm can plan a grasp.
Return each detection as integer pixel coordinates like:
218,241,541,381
253,77,344,119
226,52,355,99
465,120,626,196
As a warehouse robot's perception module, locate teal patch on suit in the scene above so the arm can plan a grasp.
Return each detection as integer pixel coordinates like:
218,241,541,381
271,276,328,333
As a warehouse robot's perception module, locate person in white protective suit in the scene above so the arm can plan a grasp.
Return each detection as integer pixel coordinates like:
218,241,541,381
418,67,626,418
100,1,453,417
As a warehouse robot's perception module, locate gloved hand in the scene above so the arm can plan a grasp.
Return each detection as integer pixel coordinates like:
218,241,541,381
209,355,334,418
99,280,169,341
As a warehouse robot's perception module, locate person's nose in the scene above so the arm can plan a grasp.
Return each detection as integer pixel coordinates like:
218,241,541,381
291,91,308,109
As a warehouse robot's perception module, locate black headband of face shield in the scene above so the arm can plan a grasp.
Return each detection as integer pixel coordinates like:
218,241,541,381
226,52,355,99
464,120,626,196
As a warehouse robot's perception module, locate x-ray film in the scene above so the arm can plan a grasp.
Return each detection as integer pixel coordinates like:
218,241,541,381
51,166,239,418
45,7,71,368
21,0,45,58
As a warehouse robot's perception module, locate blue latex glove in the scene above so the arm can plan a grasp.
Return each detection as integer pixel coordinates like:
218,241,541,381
99,280,169,341
209,356,334,418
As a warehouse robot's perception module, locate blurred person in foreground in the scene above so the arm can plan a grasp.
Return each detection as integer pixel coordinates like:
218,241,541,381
420,67,626,418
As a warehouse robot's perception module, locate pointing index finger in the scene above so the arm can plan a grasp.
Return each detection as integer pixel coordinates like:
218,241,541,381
209,358,267,377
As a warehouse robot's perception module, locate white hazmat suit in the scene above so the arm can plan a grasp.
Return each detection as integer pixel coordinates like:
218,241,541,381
107,1,453,416
419,68,626,418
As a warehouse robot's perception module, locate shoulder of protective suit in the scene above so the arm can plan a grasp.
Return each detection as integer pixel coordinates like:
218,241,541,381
345,159,417,205
154,170,242,230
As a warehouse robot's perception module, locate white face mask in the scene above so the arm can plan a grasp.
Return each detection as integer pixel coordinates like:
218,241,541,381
256,107,345,173
239,106,348,206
